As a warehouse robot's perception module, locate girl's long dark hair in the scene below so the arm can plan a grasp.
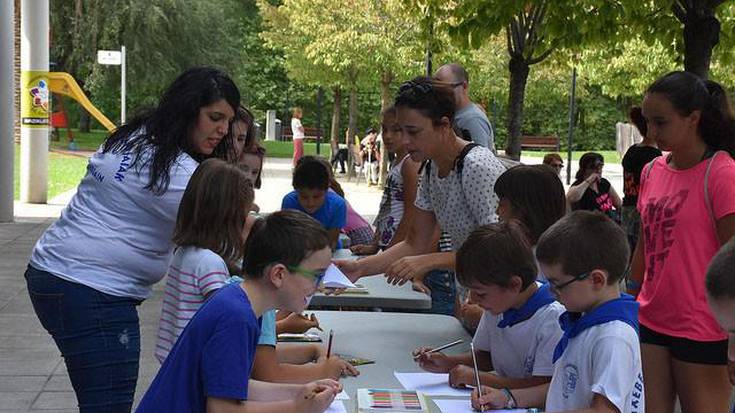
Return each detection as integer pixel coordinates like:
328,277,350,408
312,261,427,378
647,71,735,157
103,67,240,194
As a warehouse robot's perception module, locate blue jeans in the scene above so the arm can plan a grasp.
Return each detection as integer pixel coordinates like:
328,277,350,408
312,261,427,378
424,269,456,315
25,265,141,413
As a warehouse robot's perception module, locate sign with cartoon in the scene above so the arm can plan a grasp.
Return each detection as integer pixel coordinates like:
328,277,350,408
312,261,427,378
21,70,50,128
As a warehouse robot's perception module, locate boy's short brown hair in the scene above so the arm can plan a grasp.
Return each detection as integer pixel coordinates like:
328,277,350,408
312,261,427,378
243,210,329,278
706,238,735,300
536,211,629,284
456,221,537,290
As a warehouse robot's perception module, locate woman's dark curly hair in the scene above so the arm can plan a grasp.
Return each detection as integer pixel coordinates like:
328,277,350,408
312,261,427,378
102,67,240,194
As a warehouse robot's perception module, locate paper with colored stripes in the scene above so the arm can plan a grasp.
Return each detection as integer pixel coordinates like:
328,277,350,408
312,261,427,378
357,388,428,412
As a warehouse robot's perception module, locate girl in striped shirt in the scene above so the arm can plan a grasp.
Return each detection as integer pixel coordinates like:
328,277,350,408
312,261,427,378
155,158,255,363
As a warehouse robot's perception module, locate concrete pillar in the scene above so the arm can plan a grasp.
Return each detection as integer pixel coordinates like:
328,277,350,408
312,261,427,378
20,0,49,203
0,0,14,221
265,110,277,141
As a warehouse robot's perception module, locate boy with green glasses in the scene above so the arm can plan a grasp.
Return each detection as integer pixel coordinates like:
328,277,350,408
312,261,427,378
136,210,342,413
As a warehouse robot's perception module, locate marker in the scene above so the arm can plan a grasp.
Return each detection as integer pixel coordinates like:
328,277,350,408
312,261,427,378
471,342,485,412
413,339,464,360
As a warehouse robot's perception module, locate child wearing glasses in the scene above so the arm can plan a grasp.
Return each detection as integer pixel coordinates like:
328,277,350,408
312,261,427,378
413,221,564,392
155,159,255,363
137,210,341,413
472,211,643,412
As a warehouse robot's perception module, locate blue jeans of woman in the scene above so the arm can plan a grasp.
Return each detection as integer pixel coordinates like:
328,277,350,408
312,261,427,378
25,265,141,413
424,269,456,315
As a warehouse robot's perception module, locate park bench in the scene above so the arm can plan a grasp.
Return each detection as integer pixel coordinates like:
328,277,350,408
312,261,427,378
520,135,560,151
282,126,325,142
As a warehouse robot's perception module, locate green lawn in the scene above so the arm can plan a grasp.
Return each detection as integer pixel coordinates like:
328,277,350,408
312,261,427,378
262,140,333,159
522,150,621,164
48,130,337,160
49,128,109,151
13,144,89,201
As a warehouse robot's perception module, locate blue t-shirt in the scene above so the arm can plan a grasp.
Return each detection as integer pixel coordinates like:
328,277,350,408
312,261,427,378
136,283,261,412
281,190,347,230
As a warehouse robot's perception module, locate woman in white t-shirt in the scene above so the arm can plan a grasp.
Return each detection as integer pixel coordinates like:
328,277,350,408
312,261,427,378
291,106,305,167
337,77,505,299
24,67,241,412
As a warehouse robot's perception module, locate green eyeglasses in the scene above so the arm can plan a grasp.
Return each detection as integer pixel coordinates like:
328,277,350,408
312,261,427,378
286,265,326,287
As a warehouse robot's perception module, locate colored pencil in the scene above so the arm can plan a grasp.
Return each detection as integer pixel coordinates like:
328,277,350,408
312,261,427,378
413,339,463,360
326,329,334,358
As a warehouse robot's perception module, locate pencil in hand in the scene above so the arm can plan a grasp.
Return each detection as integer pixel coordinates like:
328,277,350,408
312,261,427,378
326,329,334,358
412,339,464,360
470,342,485,412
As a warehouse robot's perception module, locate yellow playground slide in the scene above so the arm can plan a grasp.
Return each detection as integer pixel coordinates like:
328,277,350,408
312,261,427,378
48,72,116,132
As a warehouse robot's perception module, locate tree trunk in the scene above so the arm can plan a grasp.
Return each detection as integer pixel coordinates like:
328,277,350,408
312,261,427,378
682,11,720,79
347,87,358,179
505,55,530,160
79,110,91,133
330,86,341,145
378,71,393,186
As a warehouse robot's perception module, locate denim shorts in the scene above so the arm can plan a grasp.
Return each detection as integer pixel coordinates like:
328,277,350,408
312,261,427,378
424,269,456,316
25,265,142,412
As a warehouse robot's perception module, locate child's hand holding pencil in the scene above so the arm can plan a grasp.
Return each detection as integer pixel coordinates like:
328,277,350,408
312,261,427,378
470,385,505,411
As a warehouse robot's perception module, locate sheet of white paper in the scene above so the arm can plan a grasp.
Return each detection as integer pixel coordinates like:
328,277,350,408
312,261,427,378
325,400,347,413
332,249,358,260
335,390,349,400
394,372,472,397
434,399,528,413
323,263,356,288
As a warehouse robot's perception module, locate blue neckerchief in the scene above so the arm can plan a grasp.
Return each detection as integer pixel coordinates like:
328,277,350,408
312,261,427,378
552,294,639,363
497,283,556,328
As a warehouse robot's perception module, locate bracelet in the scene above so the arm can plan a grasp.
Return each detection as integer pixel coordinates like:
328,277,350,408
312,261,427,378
502,388,517,409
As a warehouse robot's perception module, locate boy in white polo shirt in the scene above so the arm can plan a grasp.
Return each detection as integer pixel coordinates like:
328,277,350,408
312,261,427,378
472,211,643,413
414,221,564,390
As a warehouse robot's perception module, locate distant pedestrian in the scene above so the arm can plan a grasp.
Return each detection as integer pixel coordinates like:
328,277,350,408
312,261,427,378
291,107,305,167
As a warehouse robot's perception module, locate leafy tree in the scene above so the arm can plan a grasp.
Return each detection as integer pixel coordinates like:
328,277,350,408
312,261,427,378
444,0,624,159
50,0,246,130
623,0,735,79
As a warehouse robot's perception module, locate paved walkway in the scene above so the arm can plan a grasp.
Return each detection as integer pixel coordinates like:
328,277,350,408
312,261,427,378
0,154,623,411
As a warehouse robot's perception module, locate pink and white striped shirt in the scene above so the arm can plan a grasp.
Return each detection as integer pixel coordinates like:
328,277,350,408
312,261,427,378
155,246,229,363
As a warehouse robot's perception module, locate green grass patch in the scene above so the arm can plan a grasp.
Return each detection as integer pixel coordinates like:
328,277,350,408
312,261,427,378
13,144,90,201
522,150,621,164
49,128,109,151
262,140,333,159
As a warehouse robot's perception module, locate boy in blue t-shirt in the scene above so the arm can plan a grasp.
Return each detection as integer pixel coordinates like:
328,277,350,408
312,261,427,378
136,210,341,413
282,156,346,250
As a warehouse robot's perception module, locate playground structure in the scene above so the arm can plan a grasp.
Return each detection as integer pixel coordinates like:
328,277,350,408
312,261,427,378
48,72,116,148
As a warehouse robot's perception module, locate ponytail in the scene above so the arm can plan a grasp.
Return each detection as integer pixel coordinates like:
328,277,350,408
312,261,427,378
647,71,735,156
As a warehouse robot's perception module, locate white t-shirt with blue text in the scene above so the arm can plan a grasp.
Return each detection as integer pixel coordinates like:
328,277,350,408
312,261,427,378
30,137,198,299
473,292,564,378
546,321,644,413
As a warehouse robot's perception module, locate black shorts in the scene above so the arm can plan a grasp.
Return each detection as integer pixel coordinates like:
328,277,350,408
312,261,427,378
640,324,728,365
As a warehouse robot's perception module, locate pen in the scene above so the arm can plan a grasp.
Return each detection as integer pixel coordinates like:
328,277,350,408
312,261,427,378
471,342,485,412
326,329,334,358
413,339,464,360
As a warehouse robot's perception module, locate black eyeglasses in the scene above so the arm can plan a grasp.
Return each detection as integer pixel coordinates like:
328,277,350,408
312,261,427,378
548,271,591,291
551,163,564,169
